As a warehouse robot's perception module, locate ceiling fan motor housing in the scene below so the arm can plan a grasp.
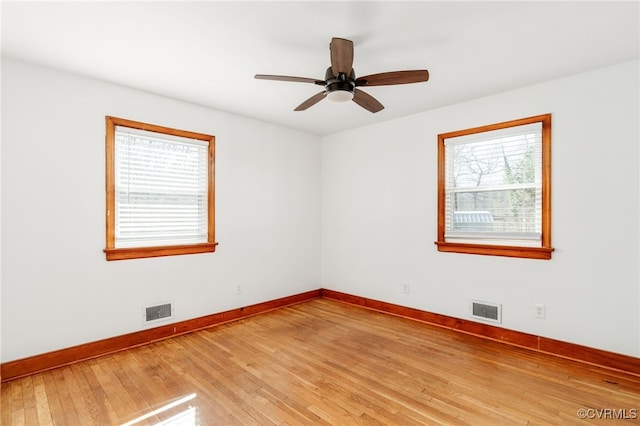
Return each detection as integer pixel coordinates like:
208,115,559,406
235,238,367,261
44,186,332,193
325,67,355,101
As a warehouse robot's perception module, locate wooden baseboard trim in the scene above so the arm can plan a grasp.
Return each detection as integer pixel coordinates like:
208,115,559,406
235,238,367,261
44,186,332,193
320,289,640,377
3,288,638,382
1,289,321,383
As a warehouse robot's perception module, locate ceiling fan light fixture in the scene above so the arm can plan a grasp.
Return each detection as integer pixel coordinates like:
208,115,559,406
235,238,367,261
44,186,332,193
327,89,354,102
326,79,355,102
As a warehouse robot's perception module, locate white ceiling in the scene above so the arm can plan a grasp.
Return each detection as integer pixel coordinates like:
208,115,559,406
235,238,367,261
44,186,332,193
2,1,639,136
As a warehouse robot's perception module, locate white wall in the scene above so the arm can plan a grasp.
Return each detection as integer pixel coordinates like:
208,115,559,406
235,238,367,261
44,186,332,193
1,58,321,362
2,58,638,363
321,60,640,357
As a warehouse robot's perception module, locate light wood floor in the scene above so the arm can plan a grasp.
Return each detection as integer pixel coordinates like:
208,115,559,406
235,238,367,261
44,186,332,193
2,298,639,425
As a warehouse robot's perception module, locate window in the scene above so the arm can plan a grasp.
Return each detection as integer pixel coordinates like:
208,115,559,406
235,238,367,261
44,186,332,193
105,116,217,261
436,114,553,259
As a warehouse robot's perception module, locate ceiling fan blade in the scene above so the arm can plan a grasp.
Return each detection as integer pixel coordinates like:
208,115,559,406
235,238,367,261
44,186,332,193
352,89,384,113
294,91,326,111
355,70,429,87
330,37,354,77
255,74,324,85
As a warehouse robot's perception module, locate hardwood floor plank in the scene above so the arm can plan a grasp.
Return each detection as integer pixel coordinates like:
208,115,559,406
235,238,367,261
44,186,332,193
169,333,279,425
32,374,54,426
19,376,39,426
282,304,505,423
81,360,123,425
0,382,11,426
150,336,255,425
59,366,94,426
105,352,155,424
237,309,412,423
256,306,497,425
8,379,25,426
49,368,82,425
2,298,639,425
92,354,147,424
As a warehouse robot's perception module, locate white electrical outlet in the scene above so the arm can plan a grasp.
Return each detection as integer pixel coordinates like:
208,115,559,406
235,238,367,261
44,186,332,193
236,283,243,295
402,283,410,294
535,304,546,319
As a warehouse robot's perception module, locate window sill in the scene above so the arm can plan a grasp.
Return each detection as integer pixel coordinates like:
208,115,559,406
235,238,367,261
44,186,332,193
435,241,553,260
105,242,218,261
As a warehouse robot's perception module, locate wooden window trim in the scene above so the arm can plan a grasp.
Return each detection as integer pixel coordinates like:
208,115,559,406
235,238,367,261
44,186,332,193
105,116,217,261
435,114,553,260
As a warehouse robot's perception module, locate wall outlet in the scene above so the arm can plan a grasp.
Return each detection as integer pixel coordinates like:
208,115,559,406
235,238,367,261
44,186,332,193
236,283,243,295
402,283,410,294
535,304,546,319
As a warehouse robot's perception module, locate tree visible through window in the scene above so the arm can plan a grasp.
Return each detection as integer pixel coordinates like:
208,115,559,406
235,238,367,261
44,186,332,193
436,114,553,259
105,117,217,261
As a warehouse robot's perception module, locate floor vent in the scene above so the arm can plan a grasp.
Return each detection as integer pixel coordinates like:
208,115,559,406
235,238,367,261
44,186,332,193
143,302,174,325
471,300,502,324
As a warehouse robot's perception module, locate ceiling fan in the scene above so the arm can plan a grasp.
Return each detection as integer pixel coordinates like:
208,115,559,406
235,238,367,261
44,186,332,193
255,37,429,113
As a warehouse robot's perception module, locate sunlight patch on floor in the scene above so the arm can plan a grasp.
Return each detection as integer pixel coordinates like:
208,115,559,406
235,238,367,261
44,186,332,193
121,393,197,426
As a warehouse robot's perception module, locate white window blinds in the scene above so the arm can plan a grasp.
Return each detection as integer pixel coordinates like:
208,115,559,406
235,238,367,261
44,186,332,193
444,122,543,247
114,126,209,248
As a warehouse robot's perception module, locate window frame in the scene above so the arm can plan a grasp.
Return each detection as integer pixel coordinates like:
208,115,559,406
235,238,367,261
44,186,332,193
104,116,217,261
436,114,553,260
